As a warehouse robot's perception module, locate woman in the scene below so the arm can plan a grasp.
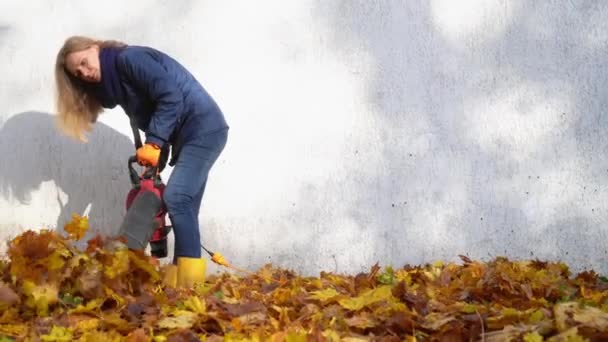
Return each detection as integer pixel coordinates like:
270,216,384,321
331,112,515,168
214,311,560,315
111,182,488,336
54,36,229,287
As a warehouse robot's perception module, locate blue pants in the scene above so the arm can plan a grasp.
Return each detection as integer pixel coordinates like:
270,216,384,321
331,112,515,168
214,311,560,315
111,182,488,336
163,128,228,260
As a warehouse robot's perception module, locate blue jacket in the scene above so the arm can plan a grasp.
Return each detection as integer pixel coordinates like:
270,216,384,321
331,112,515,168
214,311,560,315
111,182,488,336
114,46,228,165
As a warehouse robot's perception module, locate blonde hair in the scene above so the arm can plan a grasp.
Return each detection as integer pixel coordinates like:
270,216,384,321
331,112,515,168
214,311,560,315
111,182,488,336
54,36,126,142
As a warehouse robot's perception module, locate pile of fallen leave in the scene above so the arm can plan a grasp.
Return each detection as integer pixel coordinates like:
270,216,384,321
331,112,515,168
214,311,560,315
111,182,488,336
0,215,607,341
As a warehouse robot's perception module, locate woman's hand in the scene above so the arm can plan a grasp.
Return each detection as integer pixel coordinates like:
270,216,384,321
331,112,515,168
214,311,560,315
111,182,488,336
136,143,161,167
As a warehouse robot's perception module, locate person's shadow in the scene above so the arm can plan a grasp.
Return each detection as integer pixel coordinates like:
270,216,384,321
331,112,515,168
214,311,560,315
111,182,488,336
0,111,135,241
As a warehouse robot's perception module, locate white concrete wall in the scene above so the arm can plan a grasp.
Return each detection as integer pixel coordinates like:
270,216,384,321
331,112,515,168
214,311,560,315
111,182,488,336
1,1,607,275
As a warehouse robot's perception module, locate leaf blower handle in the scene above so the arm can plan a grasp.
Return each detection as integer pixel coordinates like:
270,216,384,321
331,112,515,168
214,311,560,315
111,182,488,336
128,155,141,188
129,155,161,187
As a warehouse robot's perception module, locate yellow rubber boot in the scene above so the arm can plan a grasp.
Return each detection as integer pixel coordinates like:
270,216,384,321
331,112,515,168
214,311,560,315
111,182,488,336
161,264,178,288
177,257,207,288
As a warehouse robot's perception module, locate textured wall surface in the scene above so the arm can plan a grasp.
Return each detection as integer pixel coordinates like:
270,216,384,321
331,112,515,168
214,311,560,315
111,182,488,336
1,1,607,275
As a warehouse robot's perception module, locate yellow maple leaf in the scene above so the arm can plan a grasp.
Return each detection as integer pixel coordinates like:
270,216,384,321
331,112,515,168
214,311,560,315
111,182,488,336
549,327,585,341
523,332,543,342
394,269,413,286
285,332,308,342
22,281,58,316
40,325,73,342
259,266,274,285
67,253,89,268
104,287,126,307
230,317,243,332
79,330,123,342
527,309,545,324
272,288,293,305
73,318,99,332
271,305,291,326
68,298,103,314
310,288,340,302
460,303,479,314
321,329,341,342
63,213,89,241
338,285,393,311
100,312,131,331
183,296,206,315
0,307,20,324
104,248,129,279
47,247,72,271
0,323,27,338
128,250,160,281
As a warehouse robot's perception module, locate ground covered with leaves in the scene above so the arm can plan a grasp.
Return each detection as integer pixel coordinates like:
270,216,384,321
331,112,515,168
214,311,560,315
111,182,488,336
0,215,607,341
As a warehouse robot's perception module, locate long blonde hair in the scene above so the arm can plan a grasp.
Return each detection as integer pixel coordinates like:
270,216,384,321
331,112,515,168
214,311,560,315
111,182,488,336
54,36,126,142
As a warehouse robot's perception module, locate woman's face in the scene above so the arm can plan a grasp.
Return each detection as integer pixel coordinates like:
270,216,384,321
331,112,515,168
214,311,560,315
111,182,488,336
65,45,101,83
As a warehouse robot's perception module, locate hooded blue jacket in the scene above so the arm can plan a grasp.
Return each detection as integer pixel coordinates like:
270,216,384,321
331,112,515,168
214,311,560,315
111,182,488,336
112,46,228,165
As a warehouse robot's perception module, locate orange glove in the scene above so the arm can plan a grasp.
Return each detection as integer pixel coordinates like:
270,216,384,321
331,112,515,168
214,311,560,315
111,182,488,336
136,143,161,167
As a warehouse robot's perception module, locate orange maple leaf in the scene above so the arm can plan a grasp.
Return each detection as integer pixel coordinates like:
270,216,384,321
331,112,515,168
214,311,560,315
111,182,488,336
63,213,89,241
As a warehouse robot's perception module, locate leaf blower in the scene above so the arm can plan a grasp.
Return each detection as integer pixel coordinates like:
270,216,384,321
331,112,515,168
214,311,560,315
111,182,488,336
118,156,171,257
117,117,171,257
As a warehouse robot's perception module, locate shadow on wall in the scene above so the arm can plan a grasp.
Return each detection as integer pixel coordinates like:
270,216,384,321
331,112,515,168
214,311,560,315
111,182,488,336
302,2,608,274
0,111,134,237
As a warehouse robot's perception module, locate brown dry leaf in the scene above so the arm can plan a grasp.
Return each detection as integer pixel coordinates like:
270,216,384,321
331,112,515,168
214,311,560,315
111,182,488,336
125,328,150,342
2,224,608,340
421,312,455,331
157,311,197,329
77,263,104,299
234,312,267,328
0,308,20,325
483,324,542,342
166,329,201,342
344,312,378,329
223,301,266,317
554,301,608,332
0,282,20,307
86,235,105,253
